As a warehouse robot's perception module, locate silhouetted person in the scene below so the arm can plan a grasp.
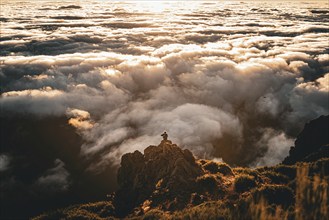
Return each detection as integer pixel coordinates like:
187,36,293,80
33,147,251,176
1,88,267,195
161,131,168,141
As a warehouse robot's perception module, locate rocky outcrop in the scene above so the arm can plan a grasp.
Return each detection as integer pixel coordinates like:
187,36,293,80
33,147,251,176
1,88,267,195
114,140,204,216
283,115,329,164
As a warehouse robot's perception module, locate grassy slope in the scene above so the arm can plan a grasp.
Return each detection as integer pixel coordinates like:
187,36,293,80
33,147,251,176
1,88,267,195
33,157,329,220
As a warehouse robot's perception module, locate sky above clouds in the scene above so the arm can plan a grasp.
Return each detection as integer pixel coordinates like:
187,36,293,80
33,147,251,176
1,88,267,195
0,0,328,217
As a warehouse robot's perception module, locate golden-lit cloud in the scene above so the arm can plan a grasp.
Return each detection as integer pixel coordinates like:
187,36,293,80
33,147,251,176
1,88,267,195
67,108,94,130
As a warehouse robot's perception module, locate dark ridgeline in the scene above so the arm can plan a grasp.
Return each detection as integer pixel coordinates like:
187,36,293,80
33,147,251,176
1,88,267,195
283,115,329,164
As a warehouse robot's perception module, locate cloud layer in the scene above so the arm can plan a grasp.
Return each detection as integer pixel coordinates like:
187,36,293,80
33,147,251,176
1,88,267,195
1,0,329,165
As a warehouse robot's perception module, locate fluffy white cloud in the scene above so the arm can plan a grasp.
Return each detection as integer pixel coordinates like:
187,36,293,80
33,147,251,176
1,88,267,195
254,130,295,167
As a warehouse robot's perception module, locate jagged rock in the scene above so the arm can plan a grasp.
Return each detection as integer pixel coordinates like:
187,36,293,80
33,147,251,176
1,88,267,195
114,140,204,216
283,115,329,164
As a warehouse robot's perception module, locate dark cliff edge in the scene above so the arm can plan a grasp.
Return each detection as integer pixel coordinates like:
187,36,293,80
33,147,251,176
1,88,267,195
283,115,329,164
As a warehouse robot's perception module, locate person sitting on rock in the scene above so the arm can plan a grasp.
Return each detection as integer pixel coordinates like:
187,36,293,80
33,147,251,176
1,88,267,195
161,131,168,141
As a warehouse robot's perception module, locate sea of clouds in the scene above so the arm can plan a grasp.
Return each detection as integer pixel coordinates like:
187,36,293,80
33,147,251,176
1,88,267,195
0,0,328,217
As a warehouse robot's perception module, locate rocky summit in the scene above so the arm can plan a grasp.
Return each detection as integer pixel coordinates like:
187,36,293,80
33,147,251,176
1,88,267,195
114,139,204,216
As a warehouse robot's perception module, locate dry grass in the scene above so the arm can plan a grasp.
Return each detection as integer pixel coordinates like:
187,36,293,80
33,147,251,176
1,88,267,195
170,201,229,220
234,174,257,193
249,199,289,220
202,161,234,176
249,163,328,220
295,164,328,220
34,160,328,220
32,201,115,220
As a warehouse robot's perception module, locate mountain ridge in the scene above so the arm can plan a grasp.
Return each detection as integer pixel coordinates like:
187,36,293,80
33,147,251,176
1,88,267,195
34,115,329,220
